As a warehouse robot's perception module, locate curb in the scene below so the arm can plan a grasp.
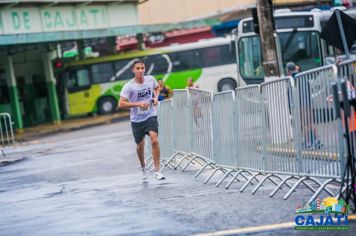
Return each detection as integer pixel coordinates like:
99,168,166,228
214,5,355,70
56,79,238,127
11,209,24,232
0,156,27,167
14,112,130,141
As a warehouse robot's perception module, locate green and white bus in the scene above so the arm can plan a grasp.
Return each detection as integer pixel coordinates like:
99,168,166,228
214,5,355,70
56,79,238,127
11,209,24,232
235,7,356,84
58,36,239,116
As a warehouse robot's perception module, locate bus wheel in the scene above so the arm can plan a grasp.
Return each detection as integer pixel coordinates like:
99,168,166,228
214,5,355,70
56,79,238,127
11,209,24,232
218,78,237,92
98,97,116,114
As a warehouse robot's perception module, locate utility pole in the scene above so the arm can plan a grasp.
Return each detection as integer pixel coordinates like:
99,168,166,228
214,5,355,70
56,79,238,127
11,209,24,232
256,0,280,79
136,33,145,51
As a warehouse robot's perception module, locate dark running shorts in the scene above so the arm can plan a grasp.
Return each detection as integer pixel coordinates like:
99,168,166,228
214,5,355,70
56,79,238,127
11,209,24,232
131,116,159,144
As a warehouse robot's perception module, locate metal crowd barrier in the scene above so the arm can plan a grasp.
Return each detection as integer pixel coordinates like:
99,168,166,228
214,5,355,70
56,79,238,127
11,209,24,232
0,113,14,146
292,65,341,177
189,88,213,159
251,66,340,202
155,64,352,203
335,59,356,200
172,89,191,154
282,65,341,203
245,78,298,196
338,59,356,157
212,91,237,168
157,100,174,160
235,85,264,172
177,88,215,173
211,90,254,188
146,100,175,171
187,88,220,184
162,89,195,170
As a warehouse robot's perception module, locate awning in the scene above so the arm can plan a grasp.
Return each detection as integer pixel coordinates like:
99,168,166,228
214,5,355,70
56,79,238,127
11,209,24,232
0,18,220,46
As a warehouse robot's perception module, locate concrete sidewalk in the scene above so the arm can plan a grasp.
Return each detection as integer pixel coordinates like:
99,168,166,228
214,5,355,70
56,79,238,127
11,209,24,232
14,111,130,142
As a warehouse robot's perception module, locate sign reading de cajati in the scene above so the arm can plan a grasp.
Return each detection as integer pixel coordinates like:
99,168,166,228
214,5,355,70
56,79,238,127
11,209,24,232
0,4,138,34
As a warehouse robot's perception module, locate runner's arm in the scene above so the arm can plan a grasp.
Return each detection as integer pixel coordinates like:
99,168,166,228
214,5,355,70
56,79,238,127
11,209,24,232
119,96,148,109
152,86,160,105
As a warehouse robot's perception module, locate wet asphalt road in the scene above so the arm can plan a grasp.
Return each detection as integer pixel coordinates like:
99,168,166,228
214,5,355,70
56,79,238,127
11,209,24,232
0,119,354,236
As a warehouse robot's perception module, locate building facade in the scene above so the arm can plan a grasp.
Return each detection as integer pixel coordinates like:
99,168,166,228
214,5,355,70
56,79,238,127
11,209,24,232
137,0,335,25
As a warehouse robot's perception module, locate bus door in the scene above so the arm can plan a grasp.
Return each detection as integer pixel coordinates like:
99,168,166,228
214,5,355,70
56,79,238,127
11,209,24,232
65,68,92,115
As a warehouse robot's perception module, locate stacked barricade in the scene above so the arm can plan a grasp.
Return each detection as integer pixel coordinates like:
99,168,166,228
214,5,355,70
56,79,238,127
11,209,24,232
156,64,351,203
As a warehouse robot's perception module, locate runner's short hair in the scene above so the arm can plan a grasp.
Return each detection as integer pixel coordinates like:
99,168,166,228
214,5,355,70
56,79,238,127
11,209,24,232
132,58,145,68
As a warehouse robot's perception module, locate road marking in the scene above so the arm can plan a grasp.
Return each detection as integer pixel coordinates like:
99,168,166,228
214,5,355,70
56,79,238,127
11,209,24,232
195,215,356,236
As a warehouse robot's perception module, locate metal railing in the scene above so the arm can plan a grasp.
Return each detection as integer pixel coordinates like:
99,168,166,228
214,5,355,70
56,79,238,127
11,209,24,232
157,100,174,160
292,65,341,178
145,100,175,170
154,63,355,203
172,89,192,155
0,113,14,146
189,88,214,162
235,85,264,172
212,91,237,168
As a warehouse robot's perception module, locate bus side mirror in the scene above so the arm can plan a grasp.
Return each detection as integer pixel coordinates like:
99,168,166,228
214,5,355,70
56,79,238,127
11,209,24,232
231,28,238,37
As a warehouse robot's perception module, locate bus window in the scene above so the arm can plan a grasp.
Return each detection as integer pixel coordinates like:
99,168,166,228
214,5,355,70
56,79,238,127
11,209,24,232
200,45,236,67
238,31,321,79
91,63,114,84
77,70,90,86
279,31,321,73
144,54,170,75
201,46,221,67
66,68,91,92
221,44,236,64
114,59,134,81
238,36,264,80
171,50,201,71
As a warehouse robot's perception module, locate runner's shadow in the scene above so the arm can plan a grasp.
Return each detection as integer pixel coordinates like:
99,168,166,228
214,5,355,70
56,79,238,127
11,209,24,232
142,180,149,187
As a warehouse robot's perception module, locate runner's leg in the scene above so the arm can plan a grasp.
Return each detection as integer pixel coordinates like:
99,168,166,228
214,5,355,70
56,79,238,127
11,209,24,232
136,138,145,168
149,131,160,172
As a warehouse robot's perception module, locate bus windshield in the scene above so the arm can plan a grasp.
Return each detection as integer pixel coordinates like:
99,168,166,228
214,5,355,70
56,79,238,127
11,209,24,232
238,31,322,81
